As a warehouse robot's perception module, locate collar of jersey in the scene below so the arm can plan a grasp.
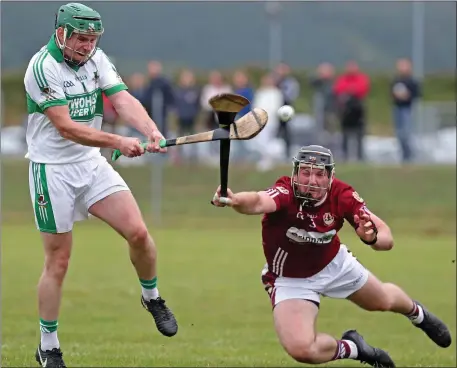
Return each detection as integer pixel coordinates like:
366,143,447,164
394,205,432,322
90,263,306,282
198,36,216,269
47,36,80,72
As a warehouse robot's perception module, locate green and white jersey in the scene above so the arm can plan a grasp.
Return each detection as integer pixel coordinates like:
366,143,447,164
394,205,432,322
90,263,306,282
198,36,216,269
24,36,128,164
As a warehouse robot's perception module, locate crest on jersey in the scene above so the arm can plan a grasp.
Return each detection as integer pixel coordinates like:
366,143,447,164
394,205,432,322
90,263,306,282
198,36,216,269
323,212,334,226
352,191,364,203
37,194,48,207
40,86,56,101
276,186,289,195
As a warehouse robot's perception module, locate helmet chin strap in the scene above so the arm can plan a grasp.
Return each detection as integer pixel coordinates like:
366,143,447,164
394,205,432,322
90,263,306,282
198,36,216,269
300,192,328,208
55,29,65,50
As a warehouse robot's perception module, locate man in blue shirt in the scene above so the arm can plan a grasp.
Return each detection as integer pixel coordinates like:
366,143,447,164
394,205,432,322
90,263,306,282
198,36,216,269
391,58,421,163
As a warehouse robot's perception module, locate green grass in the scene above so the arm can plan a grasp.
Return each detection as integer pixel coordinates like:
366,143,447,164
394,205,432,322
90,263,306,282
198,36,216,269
2,160,456,367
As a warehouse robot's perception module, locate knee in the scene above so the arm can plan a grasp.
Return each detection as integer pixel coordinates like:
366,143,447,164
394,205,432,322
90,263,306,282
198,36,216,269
44,253,70,282
367,284,395,312
284,341,318,364
127,224,151,248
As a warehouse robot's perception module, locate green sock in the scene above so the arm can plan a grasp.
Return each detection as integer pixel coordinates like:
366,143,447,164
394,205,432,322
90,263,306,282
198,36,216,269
40,318,58,333
140,276,159,300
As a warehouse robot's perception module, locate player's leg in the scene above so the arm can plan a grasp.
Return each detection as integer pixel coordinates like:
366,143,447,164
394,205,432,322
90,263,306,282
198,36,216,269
29,162,75,367
347,271,452,348
89,190,156,286
85,159,177,337
261,266,392,366
36,232,72,367
274,299,343,364
315,246,396,367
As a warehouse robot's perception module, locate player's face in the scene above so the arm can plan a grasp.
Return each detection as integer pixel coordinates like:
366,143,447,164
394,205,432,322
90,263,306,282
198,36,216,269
64,33,99,64
295,165,330,200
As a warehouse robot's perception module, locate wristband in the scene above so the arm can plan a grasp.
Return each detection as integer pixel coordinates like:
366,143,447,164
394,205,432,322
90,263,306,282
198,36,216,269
360,226,378,246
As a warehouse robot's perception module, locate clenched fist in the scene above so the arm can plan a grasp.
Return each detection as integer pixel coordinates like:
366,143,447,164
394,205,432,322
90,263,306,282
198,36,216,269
118,137,145,158
212,185,235,207
146,129,167,154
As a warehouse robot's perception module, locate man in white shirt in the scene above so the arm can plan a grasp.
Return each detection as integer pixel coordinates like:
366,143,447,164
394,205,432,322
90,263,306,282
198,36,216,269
24,3,178,367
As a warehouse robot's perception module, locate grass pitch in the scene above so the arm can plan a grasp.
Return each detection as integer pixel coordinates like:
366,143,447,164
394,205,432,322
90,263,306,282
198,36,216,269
2,160,456,367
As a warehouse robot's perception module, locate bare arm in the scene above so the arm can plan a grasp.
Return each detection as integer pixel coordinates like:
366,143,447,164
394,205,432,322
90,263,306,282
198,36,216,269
369,212,394,251
108,90,159,138
230,191,278,215
45,105,122,148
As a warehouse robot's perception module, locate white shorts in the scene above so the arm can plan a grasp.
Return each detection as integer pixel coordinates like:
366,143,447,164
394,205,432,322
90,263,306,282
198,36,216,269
261,244,369,307
29,155,129,233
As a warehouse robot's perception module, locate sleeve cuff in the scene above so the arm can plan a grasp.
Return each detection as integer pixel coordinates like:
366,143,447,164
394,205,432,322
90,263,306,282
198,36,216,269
40,99,68,111
104,83,128,97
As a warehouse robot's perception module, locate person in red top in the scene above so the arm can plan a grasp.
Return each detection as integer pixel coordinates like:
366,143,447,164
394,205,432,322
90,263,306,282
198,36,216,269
333,61,370,161
212,145,451,367
333,61,370,100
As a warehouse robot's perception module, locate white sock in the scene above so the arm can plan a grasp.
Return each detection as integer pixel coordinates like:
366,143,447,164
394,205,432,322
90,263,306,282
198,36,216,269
343,340,358,359
142,287,159,301
409,305,425,325
41,331,59,351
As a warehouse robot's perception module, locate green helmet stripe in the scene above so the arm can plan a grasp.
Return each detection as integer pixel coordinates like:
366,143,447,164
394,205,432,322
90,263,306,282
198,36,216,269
33,51,49,88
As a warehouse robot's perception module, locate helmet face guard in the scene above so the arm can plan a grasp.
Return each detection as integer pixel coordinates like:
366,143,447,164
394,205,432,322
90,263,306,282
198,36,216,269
55,3,104,66
291,146,335,206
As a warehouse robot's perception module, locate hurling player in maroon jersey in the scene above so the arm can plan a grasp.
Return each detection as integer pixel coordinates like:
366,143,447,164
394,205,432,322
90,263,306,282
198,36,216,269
212,145,451,367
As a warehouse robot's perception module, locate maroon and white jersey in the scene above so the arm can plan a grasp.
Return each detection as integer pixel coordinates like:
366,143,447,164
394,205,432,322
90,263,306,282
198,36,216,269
261,176,367,278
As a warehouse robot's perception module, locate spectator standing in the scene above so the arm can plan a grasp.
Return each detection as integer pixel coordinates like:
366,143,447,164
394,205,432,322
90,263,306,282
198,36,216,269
274,62,300,159
232,70,255,162
200,70,232,130
333,61,370,162
200,71,232,160
232,70,254,117
141,61,175,140
251,74,284,171
174,69,201,163
391,58,421,163
310,62,337,146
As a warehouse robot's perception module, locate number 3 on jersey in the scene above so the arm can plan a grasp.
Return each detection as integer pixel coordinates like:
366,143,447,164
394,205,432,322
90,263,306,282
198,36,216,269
309,217,316,228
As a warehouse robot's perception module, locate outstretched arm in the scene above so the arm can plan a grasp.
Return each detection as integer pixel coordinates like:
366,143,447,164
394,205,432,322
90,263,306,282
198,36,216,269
212,187,278,215
97,49,165,153
232,191,278,215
